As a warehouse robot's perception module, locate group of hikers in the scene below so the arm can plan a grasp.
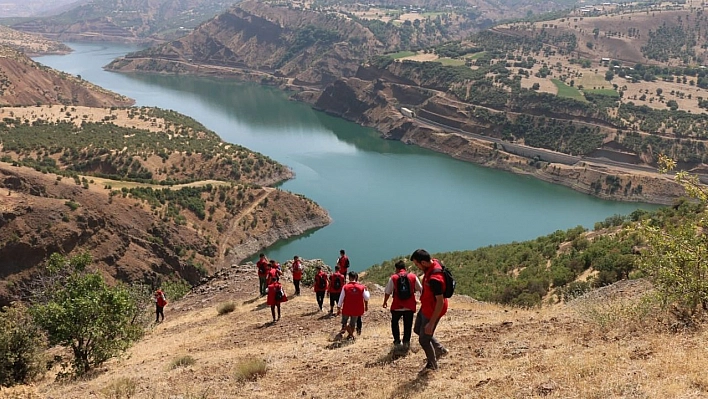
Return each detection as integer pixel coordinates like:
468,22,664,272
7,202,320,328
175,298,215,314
256,248,450,374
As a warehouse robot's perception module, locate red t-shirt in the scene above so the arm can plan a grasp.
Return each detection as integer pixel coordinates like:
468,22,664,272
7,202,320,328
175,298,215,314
314,271,328,292
267,282,287,306
291,260,303,280
341,282,366,317
420,260,448,319
328,272,345,294
337,255,350,275
267,268,280,285
257,259,269,277
391,272,417,312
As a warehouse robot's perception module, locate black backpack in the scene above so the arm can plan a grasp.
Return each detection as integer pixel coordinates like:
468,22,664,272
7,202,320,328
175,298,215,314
332,275,342,291
434,261,456,298
318,274,327,290
275,286,283,301
396,272,412,300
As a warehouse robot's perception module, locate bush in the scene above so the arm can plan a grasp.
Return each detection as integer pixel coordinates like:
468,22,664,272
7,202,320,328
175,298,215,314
0,303,47,387
217,302,236,315
29,253,144,375
169,355,196,370
234,359,266,382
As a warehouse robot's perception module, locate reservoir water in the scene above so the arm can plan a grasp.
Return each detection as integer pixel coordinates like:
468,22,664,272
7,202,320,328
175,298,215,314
35,43,660,270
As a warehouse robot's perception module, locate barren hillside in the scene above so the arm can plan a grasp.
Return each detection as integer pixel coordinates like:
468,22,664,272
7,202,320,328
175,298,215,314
5,266,707,399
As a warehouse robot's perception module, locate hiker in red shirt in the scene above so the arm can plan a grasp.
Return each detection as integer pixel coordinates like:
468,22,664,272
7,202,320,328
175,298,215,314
289,255,303,296
335,271,370,341
328,265,346,315
267,276,287,322
337,249,350,276
256,253,269,296
267,260,282,286
313,265,328,311
410,249,449,374
154,288,168,323
382,260,422,349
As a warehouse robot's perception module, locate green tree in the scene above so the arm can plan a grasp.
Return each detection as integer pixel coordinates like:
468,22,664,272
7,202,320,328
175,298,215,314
0,303,47,387
637,155,708,323
29,253,143,375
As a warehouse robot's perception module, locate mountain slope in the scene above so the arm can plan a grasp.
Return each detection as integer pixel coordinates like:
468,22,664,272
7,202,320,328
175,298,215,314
0,45,132,107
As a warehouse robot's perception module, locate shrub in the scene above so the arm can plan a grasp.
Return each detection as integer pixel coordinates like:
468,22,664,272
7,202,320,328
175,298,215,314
234,359,266,382
29,253,144,375
169,355,196,370
0,303,47,387
217,302,236,315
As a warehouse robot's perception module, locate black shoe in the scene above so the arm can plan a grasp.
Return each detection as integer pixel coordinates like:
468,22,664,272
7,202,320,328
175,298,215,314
435,347,449,359
393,340,401,346
356,328,362,336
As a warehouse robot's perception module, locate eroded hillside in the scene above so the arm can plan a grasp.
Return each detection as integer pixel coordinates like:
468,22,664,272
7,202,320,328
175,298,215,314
0,46,133,107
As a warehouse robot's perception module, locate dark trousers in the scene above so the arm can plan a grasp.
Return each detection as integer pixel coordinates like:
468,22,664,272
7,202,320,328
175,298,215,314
270,304,281,321
357,315,362,332
391,310,414,344
315,291,325,310
329,292,341,311
294,279,301,295
414,311,443,368
259,276,267,296
155,305,164,322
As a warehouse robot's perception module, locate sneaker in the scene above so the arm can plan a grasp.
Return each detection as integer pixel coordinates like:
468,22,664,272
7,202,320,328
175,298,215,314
334,332,344,341
356,328,362,336
393,340,401,346
346,335,356,341
435,347,449,359
402,342,410,350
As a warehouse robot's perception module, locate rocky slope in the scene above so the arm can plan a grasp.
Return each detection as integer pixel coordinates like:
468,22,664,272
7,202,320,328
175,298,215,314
306,66,685,204
0,46,133,107
0,162,330,307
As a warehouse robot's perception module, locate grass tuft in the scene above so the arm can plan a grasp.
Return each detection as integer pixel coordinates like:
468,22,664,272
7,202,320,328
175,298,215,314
101,377,137,399
169,355,196,370
216,301,236,315
234,359,267,382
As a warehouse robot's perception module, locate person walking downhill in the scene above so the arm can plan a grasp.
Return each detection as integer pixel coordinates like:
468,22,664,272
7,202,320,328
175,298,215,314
154,288,168,323
382,260,422,349
410,249,449,374
267,259,282,285
313,265,328,312
290,255,303,296
328,265,345,315
267,276,288,322
257,253,269,296
336,271,369,341
337,249,350,277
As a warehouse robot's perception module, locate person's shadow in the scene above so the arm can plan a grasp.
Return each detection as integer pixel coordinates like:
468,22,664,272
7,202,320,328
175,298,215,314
365,345,410,368
255,321,277,329
387,373,430,398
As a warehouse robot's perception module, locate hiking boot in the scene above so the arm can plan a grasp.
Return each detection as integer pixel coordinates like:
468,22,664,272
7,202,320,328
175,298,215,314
435,347,449,359
418,362,437,374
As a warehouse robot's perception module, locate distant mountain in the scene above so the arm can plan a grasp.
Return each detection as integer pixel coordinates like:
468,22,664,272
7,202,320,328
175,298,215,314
0,25,71,56
11,0,238,43
0,0,80,18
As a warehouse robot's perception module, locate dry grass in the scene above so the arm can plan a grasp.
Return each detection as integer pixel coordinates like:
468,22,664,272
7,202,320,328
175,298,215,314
23,272,708,399
168,355,197,370
101,377,138,399
216,301,237,315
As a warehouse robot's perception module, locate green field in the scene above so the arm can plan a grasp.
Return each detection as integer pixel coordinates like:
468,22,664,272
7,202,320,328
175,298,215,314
584,88,620,97
386,50,416,59
551,79,586,101
465,51,486,60
436,58,466,66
